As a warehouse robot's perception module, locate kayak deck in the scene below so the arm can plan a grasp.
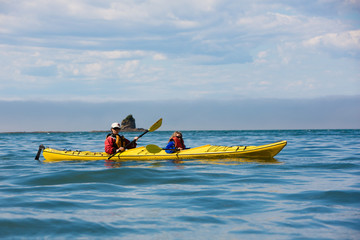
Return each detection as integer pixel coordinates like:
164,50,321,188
42,141,287,162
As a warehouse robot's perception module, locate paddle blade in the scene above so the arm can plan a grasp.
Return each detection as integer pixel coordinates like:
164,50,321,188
148,118,162,132
146,144,163,153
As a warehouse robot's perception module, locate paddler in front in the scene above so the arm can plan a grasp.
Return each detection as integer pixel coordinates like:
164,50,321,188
104,122,138,154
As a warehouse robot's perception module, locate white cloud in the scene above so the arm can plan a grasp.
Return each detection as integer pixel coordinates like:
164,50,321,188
255,51,268,63
83,63,102,76
0,0,359,102
87,50,147,59
236,12,301,30
20,0,219,28
304,30,360,51
153,53,167,60
35,59,55,67
122,60,139,73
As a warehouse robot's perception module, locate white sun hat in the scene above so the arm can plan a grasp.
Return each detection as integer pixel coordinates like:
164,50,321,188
111,122,121,129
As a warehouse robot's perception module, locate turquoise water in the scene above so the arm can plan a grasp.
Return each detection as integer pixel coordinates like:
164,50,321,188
1,130,359,239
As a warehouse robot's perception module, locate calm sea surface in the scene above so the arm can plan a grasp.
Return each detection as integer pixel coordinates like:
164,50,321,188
0,130,359,239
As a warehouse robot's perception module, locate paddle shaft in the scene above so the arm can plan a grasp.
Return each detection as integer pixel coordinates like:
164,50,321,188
124,130,148,149
130,130,148,143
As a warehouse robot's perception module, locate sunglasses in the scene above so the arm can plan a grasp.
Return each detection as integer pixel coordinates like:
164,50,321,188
113,128,120,130
176,135,182,138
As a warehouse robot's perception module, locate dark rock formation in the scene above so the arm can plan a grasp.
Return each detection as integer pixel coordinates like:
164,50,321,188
120,114,136,130
120,115,145,132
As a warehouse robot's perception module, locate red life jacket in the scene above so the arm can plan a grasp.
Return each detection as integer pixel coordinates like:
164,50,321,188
172,136,185,149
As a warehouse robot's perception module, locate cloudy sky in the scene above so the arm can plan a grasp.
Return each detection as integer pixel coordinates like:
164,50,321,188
0,0,359,131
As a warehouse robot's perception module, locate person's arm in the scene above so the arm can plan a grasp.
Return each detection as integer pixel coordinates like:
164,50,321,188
165,141,176,153
123,137,137,149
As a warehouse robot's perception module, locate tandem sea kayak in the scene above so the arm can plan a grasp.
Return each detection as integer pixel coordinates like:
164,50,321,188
40,140,287,163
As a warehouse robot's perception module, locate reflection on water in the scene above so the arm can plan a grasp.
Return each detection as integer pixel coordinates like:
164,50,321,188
104,160,122,168
103,157,281,168
189,157,281,165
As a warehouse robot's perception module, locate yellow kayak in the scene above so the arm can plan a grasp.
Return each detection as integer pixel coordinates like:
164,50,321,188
41,141,287,162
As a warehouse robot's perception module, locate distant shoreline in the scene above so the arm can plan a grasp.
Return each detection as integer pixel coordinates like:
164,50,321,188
0,128,147,134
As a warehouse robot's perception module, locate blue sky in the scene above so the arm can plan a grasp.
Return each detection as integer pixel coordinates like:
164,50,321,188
0,0,359,131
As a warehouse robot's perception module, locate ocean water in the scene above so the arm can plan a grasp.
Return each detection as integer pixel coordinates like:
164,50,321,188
0,129,359,239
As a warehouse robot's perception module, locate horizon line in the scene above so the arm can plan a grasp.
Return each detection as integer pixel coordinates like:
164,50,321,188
1,128,359,134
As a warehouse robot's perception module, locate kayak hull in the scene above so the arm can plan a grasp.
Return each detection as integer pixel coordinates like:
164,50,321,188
42,141,287,162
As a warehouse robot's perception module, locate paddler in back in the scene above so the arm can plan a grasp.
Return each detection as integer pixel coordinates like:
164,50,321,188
104,122,138,154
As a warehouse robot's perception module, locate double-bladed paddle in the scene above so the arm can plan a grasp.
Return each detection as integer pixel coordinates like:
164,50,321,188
108,118,162,160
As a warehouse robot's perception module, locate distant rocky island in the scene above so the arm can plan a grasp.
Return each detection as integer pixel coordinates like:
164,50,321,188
117,114,146,132
92,114,146,132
